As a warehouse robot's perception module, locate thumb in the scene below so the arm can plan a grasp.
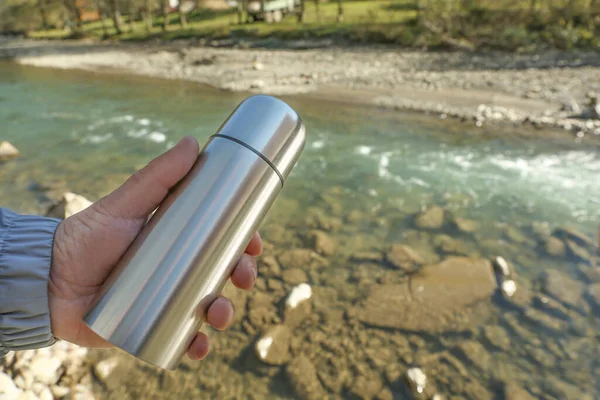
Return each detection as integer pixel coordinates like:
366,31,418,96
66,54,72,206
95,136,200,220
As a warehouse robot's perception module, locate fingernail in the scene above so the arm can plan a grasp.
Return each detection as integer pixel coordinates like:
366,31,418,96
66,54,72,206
251,259,258,281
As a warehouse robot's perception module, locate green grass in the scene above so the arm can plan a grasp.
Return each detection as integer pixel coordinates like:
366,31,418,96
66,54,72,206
19,0,600,51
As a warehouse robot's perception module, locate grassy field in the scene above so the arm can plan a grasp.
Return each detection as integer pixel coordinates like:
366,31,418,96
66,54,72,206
13,0,600,51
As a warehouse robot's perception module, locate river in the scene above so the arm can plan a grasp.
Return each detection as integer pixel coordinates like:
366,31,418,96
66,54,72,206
1,61,599,399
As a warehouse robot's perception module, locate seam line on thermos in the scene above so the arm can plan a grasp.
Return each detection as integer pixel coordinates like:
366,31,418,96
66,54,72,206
211,134,285,186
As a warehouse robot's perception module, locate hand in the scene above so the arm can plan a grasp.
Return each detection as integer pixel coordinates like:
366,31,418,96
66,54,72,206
48,136,261,361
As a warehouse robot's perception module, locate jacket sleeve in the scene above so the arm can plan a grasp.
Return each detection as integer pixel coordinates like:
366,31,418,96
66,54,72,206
0,207,61,357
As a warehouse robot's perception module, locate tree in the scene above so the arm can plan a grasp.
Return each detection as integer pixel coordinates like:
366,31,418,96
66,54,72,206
160,0,169,30
313,0,320,23
128,0,136,31
336,0,343,22
297,0,305,22
92,0,110,36
61,0,83,32
107,0,123,34
37,0,49,30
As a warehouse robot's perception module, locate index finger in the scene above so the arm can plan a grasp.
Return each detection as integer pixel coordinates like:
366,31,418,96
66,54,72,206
245,231,262,257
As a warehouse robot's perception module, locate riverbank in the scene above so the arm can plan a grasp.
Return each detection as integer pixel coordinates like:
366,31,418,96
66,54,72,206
1,37,600,140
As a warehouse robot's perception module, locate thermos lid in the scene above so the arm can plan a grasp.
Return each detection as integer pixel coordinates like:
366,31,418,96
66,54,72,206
214,95,305,181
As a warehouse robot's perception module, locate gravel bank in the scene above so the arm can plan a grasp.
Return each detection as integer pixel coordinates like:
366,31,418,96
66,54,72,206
2,37,599,139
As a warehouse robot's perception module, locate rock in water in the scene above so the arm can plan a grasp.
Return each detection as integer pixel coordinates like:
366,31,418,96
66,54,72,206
0,372,23,398
255,325,292,365
93,357,119,384
0,141,20,160
452,217,478,233
501,280,517,298
588,283,600,313
46,192,93,219
552,226,595,248
414,206,445,230
277,249,325,270
354,257,496,332
406,368,427,395
541,269,585,311
502,382,536,400
544,237,566,257
565,239,593,264
286,355,327,400
283,283,312,328
482,325,511,350
491,256,511,277
281,268,308,285
453,341,490,371
309,230,336,256
385,244,425,272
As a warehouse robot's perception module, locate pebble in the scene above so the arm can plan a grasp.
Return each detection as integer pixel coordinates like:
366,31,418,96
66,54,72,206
501,280,517,297
92,357,119,384
0,141,20,160
29,357,62,385
285,283,312,309
492,256,511,277
46,192,93,219
406,367,427,394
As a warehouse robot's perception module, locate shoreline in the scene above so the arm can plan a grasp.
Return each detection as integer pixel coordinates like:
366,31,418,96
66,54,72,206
2,37,600,142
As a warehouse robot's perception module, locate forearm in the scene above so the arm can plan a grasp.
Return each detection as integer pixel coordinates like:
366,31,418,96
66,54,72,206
0,207,60,356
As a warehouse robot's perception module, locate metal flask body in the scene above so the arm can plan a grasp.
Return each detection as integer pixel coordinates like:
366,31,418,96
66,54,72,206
83,95,305,370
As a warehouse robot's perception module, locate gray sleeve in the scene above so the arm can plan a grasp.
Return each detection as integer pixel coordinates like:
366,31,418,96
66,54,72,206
0,207,61,357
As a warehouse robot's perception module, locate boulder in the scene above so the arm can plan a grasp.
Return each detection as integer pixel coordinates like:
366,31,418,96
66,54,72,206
414,206,445,230
385,244,424,272
254,325,292,365
286,355,327,400
46,192,92,219
541,269,586,312
0,141,20,160
308,230,336,256
354,257,496,332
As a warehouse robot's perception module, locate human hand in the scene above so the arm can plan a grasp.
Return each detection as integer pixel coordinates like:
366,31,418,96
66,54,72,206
48,136,261,361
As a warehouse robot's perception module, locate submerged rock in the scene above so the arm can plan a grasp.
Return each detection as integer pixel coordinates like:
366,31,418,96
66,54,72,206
283,283,312,328
0,141,20,160
451,217,479,233
405,367,427,395
254,325,292,365
579,265,600,283
281,268,308,285
481,325,511,350
308,230,336,256
46,192,93,219
385,244,425,272
432,234,469,256
502,382,536,400
553,226,595,248
349,373,384,400
414,206,445,230
491,256,512,277
452,341,490,371
277,249,326,270
544,236,567,257
588,283,600,312
541,269,586,312
286,355,327,400
501,280,517,298
354,257,496,332
565,239,593,264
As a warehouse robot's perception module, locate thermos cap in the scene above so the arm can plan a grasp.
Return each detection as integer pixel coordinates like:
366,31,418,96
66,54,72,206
214,95,305,181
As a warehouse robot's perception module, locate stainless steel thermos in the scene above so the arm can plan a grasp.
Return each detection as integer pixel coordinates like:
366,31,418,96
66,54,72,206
83,95,305,370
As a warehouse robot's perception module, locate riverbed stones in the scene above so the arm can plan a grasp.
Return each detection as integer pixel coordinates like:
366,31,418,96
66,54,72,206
308,230,336,256
286,355,327,400
0,141,20,161
354,257,496,332
579,265,600,283
259,256,280,277
46,192,93,219
29,357,62,385
433,234,469,256
544,236,567,257
281,268,308,285
414,206,445,230
565,239,593,264
350,373,384,399
502,382,536,400
0,372,22,398
385,244,424,272
254,325,292,365
541,269,586,312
